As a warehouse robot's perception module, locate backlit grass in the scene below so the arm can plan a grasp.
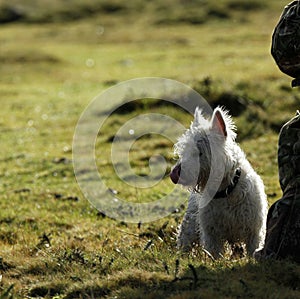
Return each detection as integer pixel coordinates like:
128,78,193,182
0,0,299,298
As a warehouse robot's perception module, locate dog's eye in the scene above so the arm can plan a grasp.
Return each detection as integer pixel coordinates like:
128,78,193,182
199,152,203,157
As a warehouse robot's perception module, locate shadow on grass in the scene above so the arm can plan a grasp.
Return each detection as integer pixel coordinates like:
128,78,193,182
116,260,299,299
59,259,300,299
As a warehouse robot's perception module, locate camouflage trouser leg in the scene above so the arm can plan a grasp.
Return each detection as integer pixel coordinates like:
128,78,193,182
257,188,300,263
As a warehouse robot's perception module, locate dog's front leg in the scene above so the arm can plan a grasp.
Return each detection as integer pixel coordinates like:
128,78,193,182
202,233,225,259
177,193,199,251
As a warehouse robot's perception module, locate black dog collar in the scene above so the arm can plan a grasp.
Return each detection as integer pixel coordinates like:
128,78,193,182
214,168,242,199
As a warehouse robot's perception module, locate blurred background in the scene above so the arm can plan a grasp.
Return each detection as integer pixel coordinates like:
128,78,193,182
1,1,299,298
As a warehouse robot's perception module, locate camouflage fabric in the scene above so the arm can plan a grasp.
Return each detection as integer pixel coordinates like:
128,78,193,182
271,1,300,87
260,188,300,262
256,111,300,263
278,110,300,191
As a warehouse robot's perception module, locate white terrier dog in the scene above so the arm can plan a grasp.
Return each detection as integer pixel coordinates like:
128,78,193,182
170,107,268,258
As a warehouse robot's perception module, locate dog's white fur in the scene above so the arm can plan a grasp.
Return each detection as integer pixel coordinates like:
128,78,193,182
171,107,268,258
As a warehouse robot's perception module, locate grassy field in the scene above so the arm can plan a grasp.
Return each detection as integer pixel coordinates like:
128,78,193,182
0,0,300,298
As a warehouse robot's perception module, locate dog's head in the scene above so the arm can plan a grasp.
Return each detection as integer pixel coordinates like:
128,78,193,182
170,106,236,191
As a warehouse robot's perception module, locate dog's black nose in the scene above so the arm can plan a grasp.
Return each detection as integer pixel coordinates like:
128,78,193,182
170,164,181,184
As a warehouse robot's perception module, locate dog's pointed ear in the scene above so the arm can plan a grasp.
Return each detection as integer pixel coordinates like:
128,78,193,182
192,107,202,127
211,109,227,137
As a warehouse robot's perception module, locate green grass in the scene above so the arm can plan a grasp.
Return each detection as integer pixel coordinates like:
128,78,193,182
0,0,300,298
